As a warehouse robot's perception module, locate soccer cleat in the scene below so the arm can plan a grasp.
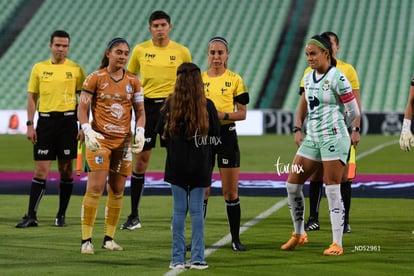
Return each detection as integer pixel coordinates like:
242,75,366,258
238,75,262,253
305,218,320,231
169,263,185,270
343,223,351,233
102,240,123,251
323,242,343,256
190,262,209,270
54,215,66,227
120,215,141,230
16,215,38,228
281,232,308,251
231,240,247,251
81,241,94,254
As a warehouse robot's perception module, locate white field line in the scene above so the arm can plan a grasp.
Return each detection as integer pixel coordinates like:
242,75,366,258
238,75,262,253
355,139,398,161
163,198,288,276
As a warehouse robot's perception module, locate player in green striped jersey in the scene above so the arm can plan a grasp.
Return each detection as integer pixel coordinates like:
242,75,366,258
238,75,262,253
281,35,360,256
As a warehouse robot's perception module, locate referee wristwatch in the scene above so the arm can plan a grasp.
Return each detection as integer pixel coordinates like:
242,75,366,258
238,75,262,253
352,126,360,132
26,120,33,126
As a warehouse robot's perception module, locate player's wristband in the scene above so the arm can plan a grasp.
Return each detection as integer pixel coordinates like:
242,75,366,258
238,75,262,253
223,113,229,120
402,119,411,132
352,126,360,132
292,126,302,133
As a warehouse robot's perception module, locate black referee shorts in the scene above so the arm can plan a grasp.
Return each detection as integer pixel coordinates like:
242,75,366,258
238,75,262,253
214,123,240,168
34,111,78,161
143,97,167,150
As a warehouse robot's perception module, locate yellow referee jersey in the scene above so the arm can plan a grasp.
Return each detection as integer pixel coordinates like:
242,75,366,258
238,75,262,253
127,39,192,99
202,69,248,122
27,58,86,112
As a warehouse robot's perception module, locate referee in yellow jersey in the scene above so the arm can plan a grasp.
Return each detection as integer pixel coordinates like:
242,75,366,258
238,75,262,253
16,30,86,228
202,37,249,251
120,10,192,230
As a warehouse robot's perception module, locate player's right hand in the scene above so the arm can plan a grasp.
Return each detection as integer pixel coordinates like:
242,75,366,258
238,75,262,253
399,130,414,152
81,123,104,152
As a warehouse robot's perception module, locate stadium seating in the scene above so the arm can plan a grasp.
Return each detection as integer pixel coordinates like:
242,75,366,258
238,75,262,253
0,0,22,27
0,0,288,110
282,0,414,112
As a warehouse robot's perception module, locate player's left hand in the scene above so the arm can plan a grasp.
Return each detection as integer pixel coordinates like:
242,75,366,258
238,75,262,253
399,119,414,152
132,126,145,154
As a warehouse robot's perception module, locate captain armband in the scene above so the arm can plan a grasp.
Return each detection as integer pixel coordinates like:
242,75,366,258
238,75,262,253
133,90,144,103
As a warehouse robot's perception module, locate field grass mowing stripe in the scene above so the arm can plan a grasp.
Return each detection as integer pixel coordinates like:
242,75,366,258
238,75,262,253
163,198,288,276
356,139,398,161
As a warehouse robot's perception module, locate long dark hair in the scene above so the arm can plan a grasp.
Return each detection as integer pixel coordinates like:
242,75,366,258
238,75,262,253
161,62,209,139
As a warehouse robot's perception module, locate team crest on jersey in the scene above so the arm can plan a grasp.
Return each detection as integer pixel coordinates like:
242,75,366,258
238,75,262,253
95,156,103,165
66,72,73,79
322,80,330,91
126,84,132,93
170,56,176,61
225,82,231,87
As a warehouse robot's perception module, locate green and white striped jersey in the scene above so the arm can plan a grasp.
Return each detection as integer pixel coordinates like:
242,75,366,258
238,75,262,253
303,66,352,142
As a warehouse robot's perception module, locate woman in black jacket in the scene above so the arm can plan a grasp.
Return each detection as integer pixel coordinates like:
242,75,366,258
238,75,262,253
156,62,220,270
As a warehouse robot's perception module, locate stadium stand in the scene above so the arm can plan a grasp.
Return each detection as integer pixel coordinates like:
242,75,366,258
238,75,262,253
0,0,413,112
282,0,414,112
0,0,24,27
0,0,288,110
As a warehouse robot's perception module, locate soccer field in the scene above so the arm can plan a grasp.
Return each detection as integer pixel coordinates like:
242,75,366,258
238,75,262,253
1,195,413,275
0,134,408,173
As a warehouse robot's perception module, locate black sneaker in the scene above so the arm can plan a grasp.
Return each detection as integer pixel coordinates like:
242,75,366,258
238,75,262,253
54,215,66,227
120,215,141,230
190,261,208,270
231,240,246,251
16,215,38,228
305,218,320,231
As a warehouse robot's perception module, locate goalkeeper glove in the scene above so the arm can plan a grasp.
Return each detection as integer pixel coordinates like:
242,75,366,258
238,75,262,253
132,126,145,154
399,119,414,152
81,123,104,152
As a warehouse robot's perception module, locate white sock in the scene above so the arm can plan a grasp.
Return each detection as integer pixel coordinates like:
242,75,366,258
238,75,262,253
286,182,305,235
325,184,344,247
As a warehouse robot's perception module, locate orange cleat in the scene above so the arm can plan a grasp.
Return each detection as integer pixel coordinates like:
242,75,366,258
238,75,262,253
281,232,308,251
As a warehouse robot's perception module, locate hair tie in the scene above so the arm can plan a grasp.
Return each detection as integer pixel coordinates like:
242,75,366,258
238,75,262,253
107,37,128,50
308,38,327,51
208,36,229,50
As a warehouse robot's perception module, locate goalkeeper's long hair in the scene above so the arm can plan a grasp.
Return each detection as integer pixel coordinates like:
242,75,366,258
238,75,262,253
161,62,209,140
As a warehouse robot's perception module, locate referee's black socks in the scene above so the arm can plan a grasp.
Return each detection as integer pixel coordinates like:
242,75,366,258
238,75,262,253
57,178,73,217
130,173,145,218
28,178,46,218
226,198,241,242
